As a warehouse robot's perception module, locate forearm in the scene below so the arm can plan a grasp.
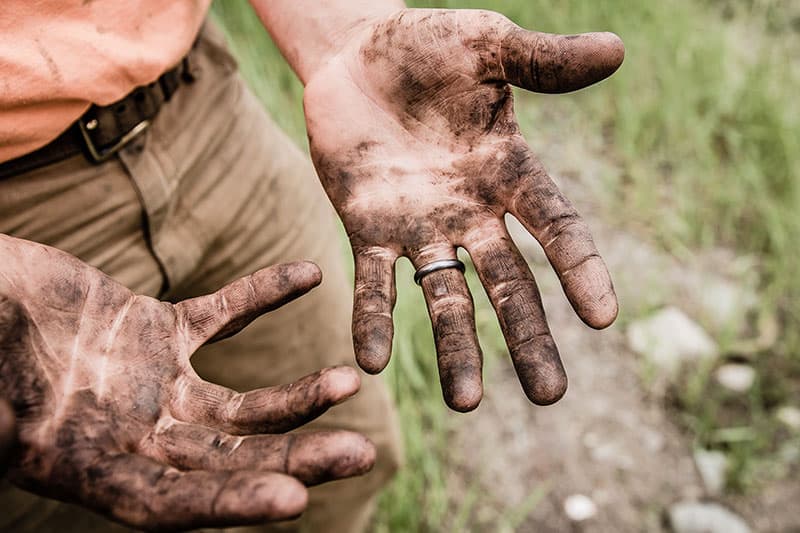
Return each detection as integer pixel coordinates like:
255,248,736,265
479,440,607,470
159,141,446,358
249,0,405,84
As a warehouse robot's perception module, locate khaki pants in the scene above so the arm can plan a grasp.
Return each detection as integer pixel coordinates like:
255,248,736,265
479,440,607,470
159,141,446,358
0,23,401,533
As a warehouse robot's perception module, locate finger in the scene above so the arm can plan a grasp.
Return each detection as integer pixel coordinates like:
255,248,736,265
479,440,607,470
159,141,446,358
147,418,376,486
510,161,618,329
176,261,322,351
171,366,361,435
464,223,567,405
492,23,624,93
83,453,308,530
352,247,397,374
0,398,15,473
415,255,483,412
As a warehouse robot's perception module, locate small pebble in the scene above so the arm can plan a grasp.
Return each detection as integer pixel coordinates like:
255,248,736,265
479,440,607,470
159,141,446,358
693,448,728,495
776,405,800,430
626,307,718,373
714,363,755,393
564,494,597,522
668,501,750,533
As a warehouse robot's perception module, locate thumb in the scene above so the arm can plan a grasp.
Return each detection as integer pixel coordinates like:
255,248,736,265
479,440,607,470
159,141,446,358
176,261,322,351
496,26,624,93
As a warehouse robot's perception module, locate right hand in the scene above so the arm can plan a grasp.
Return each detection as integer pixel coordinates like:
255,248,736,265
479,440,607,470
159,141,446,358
305,8,622,410
0,234,375,531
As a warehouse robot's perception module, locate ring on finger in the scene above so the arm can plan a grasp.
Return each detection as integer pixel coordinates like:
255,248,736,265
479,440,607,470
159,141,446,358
413,259,466,285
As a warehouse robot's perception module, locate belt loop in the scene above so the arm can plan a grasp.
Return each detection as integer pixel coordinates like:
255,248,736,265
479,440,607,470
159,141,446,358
158,70,180,101
181,54,199,83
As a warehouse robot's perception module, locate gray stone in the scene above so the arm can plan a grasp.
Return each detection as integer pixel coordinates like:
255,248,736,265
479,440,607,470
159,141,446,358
682,266,759,337
563,494,597,522
693,449,728,495
776,405,800,430
627,307,718,373
668,502,750,533
714,364,755,393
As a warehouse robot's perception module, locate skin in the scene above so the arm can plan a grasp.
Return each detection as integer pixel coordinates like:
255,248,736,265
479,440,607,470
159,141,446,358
302,9,624,411
0,234,375,531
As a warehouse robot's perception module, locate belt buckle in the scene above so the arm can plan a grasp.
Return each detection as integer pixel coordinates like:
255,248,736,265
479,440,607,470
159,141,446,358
77,117,150,163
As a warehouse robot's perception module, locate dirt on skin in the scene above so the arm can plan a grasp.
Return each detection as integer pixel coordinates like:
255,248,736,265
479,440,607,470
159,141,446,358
447,129,800,532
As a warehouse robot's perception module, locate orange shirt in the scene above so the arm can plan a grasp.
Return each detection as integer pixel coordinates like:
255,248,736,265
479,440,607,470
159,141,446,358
0,0,212,163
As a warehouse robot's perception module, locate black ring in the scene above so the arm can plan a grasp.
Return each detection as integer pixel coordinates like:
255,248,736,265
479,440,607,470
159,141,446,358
414,259,466,285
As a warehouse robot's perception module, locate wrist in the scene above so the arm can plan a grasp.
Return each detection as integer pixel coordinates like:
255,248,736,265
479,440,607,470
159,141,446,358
250,0,405,85
306,8,404,82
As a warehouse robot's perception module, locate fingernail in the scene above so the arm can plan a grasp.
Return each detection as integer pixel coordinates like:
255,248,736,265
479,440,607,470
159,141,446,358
326,366,361,403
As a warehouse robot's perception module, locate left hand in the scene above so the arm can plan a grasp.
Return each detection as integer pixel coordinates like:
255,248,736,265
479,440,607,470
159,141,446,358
304,8,624,411
0,235,375,530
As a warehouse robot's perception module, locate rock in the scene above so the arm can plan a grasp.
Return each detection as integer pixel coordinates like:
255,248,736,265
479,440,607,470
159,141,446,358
776,406,800,430
627,307,718,373
686,272,759,336
582,431,601,450
668,502,750,533
714,364,756,393
563,494,597,522
693,449,728,495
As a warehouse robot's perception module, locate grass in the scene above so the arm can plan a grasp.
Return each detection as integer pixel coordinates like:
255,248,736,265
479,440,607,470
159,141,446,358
212,0,799,528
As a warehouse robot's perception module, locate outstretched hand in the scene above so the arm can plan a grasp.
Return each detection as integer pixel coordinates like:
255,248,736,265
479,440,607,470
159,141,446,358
305,9,623,411
0,235,375,530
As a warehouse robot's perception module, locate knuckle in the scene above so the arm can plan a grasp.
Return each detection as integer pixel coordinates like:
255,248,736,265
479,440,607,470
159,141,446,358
561,252,602,275
508,328,553,353
430,293,472,314
354,283,391,309
223,392,246,428
492,276,536,303
354,309,393,326
470,9,514,30
543,212,586,247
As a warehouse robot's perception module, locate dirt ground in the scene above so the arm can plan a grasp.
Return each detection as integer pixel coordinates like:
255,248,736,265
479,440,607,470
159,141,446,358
446,134,800,532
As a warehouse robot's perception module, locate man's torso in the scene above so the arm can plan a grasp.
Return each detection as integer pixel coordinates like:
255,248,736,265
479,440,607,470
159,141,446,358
0,0,211,163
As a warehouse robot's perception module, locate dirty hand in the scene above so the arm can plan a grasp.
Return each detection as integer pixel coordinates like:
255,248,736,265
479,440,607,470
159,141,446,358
305,9,623,411
0,234,375,530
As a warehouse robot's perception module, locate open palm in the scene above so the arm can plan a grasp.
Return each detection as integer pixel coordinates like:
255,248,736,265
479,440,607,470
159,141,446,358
0,235,374,530
305,9,623,411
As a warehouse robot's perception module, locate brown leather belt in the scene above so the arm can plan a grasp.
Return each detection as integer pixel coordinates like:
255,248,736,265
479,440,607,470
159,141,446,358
0,57,196,180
